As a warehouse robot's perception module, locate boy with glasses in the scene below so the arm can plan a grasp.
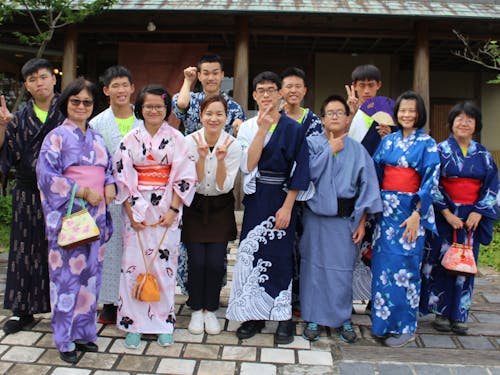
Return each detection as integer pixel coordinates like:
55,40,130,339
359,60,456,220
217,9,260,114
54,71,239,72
226,71,310,345
300,95,382,343
90,65,142,325
0,58,65,334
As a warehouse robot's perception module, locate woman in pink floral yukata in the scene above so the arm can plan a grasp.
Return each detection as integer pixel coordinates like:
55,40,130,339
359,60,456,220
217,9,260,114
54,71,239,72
36,78,115,364
113,85,196,349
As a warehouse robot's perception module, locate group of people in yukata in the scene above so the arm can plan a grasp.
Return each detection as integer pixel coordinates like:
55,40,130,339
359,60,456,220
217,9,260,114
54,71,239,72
0,54,497,364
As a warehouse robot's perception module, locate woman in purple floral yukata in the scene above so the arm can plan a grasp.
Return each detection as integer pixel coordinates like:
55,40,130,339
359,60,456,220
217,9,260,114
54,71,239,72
36,78,115,364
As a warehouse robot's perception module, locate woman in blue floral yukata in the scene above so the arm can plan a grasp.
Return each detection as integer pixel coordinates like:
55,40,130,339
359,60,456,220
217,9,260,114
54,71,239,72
371,91,440,347
420,101,498,335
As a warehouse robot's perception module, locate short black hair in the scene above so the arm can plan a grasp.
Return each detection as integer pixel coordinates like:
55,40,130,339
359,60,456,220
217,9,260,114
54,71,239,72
252,71,281,91
58,77,98,118
320,94,350,117
280,67,306,85
100,65,133,87
200,94,228,115
21,58,54,81
134,84,171,121
197,53,224,71
351,64,382,83
447,101,482,134
393,90,427,130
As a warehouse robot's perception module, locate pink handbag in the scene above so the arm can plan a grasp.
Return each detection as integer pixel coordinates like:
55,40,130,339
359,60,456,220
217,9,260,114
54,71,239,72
441,229,477,276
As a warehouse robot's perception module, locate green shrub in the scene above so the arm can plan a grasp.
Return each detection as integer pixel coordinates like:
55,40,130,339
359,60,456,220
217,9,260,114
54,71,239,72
479,220,500,271
0,194,11,225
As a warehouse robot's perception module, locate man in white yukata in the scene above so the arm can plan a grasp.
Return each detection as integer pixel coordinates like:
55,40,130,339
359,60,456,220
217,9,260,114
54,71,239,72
90,66,142,324
300,95,382,343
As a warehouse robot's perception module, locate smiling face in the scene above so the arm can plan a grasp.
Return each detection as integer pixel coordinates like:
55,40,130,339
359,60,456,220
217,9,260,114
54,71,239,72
397,99,418,131
452,111,476,141
253,81,280,112
67,89,94,127
24,68,56,102
280,75,307,106
201,100,227,138
141,94,167,128
103,76,134,107
321,100,349,137
198,62,224,95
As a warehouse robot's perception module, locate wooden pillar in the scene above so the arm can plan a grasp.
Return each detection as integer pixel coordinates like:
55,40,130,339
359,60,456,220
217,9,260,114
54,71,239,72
413,22,430,132
233,16,249,210
233,16,249,112
390,54,400,100
62,25,78,89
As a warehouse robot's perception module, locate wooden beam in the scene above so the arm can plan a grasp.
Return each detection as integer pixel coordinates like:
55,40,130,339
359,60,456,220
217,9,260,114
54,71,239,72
413,21,430,132
62,25,78,89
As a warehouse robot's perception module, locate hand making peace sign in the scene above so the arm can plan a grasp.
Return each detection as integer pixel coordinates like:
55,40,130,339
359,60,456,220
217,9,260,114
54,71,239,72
215,135,234,161
192,132,210,159
0,95,13,127
345,84,359,114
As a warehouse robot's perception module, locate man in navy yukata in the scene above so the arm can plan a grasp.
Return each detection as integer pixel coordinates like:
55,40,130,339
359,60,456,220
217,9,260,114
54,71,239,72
226,71,310,345
0,58,64,334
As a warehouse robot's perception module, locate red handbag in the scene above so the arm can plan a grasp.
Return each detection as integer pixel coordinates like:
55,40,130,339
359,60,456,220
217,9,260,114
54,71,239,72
441,229,477,276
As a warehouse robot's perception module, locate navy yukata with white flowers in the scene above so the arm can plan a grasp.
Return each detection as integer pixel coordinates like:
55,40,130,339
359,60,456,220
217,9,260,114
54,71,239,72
371,129,440,337
420,136,498,323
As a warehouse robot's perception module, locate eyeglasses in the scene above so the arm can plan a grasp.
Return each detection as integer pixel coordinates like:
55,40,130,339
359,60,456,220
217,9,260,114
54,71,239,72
69,98,94,107
143,105,166,112
323,110,346,118
255,87,278,96
455,116,475,125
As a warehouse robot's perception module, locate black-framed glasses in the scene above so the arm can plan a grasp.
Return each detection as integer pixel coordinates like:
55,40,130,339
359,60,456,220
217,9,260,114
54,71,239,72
255,87,278,96
324,110,346,118
69,98,93,107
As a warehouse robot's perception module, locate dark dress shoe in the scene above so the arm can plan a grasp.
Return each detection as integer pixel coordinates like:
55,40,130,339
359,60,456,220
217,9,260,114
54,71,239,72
275,319,294,344
3,315,34,335
75,341,98,352
236,320,265,339
59,350,78,364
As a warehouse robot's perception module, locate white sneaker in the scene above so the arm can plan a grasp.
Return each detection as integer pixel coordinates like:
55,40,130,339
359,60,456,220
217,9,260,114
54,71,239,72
204,311,221,335
188,310,204,334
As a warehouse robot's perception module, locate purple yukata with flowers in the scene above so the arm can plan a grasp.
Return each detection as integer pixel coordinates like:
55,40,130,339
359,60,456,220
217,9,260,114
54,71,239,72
36,119,114,352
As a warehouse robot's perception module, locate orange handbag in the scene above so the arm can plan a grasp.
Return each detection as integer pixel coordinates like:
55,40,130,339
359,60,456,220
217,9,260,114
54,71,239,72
441,229,477,276
132,227,168,302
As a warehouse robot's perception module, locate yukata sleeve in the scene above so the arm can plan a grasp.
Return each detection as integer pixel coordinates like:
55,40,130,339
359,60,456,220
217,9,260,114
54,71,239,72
233,101,246,121
171,92,188,121
433,144,452,212
170,132,197,207
113,135,149,222
0,115,20,174
475,150,499,220
474,150,499,245
353,147,383,227
372,138,387,183
288,126,310,192
35,130,75,213
216,137,242,193
415,139,440,233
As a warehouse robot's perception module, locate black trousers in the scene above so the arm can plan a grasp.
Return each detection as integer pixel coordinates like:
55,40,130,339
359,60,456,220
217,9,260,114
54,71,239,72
185,242,227,311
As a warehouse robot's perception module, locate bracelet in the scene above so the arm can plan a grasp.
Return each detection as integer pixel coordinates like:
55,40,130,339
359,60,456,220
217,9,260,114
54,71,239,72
170,205,179,213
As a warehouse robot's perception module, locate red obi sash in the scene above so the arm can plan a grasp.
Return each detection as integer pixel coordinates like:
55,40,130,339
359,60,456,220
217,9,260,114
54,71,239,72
382,165,421,193
441,177,481,204
136,165,171,187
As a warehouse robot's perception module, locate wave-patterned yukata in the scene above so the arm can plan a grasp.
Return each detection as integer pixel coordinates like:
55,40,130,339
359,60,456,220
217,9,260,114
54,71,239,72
36,119,114,352
226,113,310,322
114,123,196,335
300,135,382,328
0,96,64,315
90,107,142,305
420,136,498,322
371,129,440,336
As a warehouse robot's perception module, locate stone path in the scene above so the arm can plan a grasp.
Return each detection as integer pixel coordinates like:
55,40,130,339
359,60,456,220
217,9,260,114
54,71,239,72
0,219,499,374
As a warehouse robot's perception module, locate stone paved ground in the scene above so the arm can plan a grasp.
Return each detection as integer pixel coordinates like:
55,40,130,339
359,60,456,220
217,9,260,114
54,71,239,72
0,213,499,374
